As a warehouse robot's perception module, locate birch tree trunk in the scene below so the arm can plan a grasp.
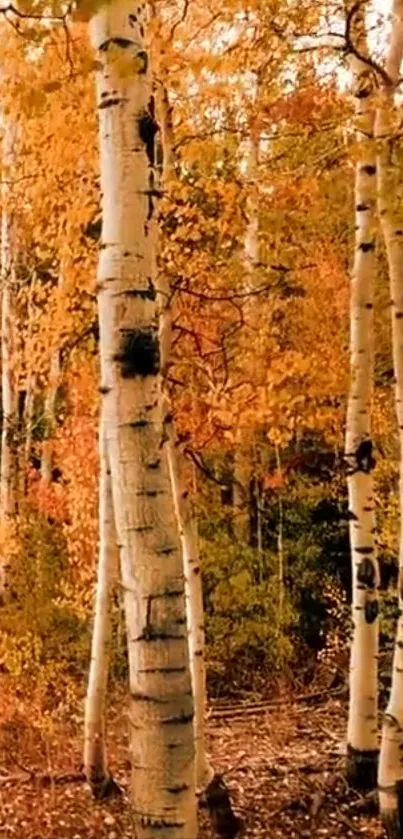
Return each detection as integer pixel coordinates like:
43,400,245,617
41,344,61,484
90,6,197,837
84,413,120,800
166,435,213,793
344,0,380,790
233,129,260,543
156,84,175,181
41,271,64,483
0,121,18,599
156,81,239,837
157,84,213,794
375,2,403,832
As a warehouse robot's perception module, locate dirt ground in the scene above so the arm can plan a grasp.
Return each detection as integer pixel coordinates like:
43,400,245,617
0,688,384,838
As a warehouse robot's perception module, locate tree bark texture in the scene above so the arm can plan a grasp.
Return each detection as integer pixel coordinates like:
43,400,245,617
90,5,197,837
344,0,380,791
375,2,403,832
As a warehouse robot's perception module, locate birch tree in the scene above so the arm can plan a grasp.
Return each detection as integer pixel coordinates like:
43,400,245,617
233,126,260,543
84,410,120,800
344,0,380,790
0,121,19,599
157,83,213,795
41,344,61,483
375,1,403,832
90,4,197,836
41,273,64,483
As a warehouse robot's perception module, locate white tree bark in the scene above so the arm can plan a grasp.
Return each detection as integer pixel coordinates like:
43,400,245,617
156,84,175,182
84,413,120,799
375,2,403,832
0,121,18,599
233,129,260,543
275,444,284,624
157,81,214,795
166,434,214,793
90,5,197,837
41,271,64,484
41,343,61,484
344,0,380,790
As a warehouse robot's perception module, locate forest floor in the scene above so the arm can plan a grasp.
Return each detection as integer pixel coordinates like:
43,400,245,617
0,682,384,839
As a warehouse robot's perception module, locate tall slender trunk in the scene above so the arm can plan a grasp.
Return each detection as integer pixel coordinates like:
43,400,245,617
344,0,379,790
90,6,197,837
275,444,284,625
17,371,37,501
375,2,403,832
41,272,64,483
84,411,120,800
21,274,38,493
157,83,214,794
157,81,239,837
233,129,260,543
166,435,213,792
41,344,61,484
0,121,18,599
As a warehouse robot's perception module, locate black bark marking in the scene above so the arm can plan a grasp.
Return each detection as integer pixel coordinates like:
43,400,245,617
162,711,194,725
356,87,372,100
380,779,403,837
346,744,378,791
138,628,182,641
88,773,122,802
139,818,186,830
114,328,160,377
128,14,137,25
396,312,403,319
365,600,379,624
146,457,161,470
130,691,169,703
144,181,163,222
126,278,156,300
359,242,375,253
100,38,133,51
150,588,183,599
357,558,376,589
139,666,186,674
136,489,160,497
136,49,148,74
167,784,189,795
99,97,121,110
356,203,370,211
156,139,164,172
348,439,376,475
355,546,374,556
129,419,149,429
138,98,159,167
361,165,376,176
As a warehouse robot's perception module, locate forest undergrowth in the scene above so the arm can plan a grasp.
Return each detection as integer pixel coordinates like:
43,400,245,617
0,668,385,839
